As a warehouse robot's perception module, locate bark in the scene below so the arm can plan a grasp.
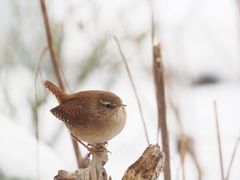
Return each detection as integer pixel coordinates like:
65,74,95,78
123,144,165,180
54,144,109,180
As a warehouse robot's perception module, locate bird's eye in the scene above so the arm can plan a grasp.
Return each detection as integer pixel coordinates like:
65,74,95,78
105,104,112,108
99,100,113,108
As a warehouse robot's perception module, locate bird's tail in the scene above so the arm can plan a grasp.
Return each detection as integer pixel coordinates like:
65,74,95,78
44,80,66,103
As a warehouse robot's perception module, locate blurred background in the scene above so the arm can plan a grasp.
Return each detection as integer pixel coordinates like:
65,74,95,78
0,0,240,179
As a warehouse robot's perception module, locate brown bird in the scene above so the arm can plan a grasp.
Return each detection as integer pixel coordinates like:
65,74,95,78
44,80,127,147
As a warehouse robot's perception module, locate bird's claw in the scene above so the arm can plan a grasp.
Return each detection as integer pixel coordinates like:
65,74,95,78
71,134,110,155
87,143,110,154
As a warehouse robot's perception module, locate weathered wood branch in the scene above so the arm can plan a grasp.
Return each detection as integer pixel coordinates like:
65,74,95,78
54,144,109,180
54,144,165,180
123,144,165,180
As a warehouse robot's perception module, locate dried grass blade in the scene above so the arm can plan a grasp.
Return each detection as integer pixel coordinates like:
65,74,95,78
225,135,240,180
113,36,150,145
213,101,225,180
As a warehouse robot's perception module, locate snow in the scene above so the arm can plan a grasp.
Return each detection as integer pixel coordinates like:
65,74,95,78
0,0,240,179
0,116,66,179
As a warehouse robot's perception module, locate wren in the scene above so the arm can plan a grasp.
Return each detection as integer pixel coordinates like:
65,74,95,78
44,80,127,145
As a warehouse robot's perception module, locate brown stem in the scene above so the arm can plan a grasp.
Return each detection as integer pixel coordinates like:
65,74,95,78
39,0,83,168
213,101,224,180
114,36,150,145
39,0,63,89
171,101,202,180
225,135,240,180
152,44,171,180
151,7,171,178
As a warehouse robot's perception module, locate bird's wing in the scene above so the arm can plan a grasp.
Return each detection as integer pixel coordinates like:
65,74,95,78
50,99,87,127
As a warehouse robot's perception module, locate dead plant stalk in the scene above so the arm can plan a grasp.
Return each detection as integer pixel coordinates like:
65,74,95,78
114,36,150,145
39,0,83,168
214,101,224,180
225,135,240,180
152,44,171,180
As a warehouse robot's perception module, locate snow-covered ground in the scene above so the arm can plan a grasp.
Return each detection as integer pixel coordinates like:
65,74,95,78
1,0,240,179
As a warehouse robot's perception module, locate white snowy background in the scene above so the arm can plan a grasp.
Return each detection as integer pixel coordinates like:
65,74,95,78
0,0,240,179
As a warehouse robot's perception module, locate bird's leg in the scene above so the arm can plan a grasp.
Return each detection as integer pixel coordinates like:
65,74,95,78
71,134,94,152
71,134,109,155
87,143,111,154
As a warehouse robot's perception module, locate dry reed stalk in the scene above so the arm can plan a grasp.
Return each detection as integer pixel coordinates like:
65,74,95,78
170,100,202,180
178,136,187,180
213,101,224,180
152,44,171,180
225,135,240,180
188,146,202,180
177,135,202,180
114,36,168,179
113,36,150,145
39,0,84,168
150,12,171,179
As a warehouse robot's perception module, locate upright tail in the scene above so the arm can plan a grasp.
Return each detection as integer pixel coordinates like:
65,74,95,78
44,80,67,103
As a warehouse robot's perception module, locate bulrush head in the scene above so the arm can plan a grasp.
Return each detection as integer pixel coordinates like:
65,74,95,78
44,80,127,144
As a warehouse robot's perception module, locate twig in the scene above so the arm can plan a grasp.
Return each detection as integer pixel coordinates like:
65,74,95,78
39,0,83,168
225,134,240,180
213,101,224,180
39,0,63,88
113,36,150,145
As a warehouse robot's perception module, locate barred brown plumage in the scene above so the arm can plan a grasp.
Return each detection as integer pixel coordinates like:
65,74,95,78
44,80,127,145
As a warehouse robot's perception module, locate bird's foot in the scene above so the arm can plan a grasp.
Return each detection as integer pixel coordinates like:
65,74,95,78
71,134,110,155
87,143,110,155
71,134,92,152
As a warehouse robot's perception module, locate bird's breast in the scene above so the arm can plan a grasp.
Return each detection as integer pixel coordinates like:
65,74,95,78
69,107,127,144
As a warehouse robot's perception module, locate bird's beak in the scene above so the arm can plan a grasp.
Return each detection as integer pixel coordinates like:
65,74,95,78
115,104,126,108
